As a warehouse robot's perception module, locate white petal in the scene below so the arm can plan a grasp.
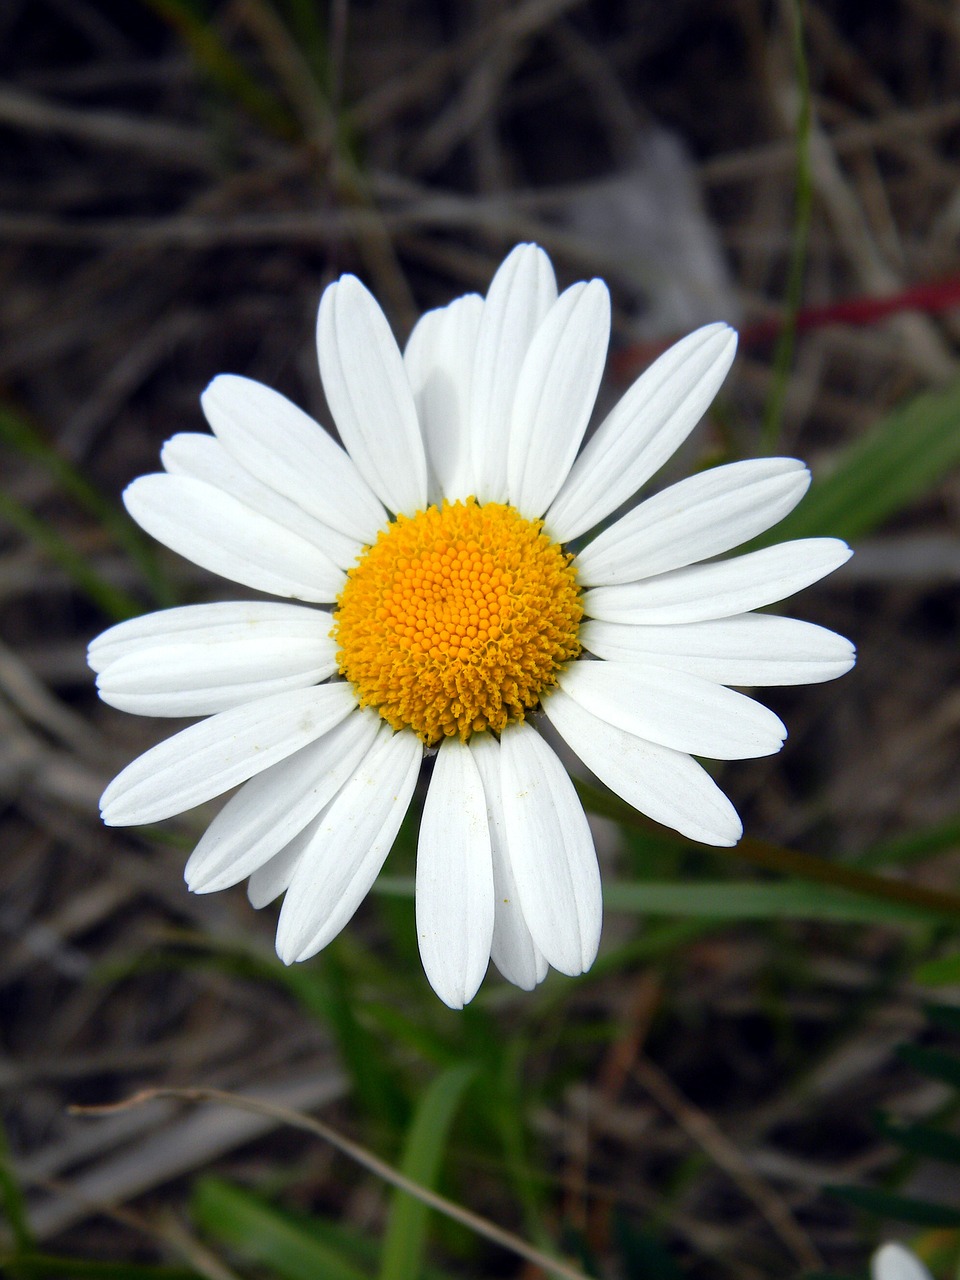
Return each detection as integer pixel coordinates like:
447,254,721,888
185,708,380,893
161,433,362,571
276,722,422,962
507,279,610,518
89,601,325,674
317,274,427,516
416,738,495,1008
469,244,558,504
404,294,483,504
574,458,810,586
580,614,856,686
470,734,548,991
544,687,742,846
545,323,738,542
558,660,786,760
100,682,357,826
124,474,345,603
201,374,387,545
97,626,337,717
247,823,316,909
498,722,601,976
583,538,852,624
872,1245,933,1280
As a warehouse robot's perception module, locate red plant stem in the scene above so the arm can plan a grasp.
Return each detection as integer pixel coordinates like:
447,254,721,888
610,275,960,383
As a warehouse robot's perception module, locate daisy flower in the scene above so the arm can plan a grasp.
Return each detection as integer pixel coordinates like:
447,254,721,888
90,243,854,1007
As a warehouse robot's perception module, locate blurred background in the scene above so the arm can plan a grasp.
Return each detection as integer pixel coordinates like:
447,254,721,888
2,2,960,1278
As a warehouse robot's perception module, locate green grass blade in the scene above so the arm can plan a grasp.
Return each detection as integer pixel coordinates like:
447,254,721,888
0,1257,198,1280
379,1064,477,1280
874,1113,960,1165
853,815,960,870
192,1177,370,1280
277,0,331,92
0,482,141,620
144,0,295,137
923,1004,960,1034
281,949,410,1131
373,875,926,929
0,404,175,607
803,1274,863,1280
826,1184,960,1228
897,1044,960,1090
0,1121,32,1255
756,375,960,544
603,878,940,925
575,778,960,926
914,954,960,987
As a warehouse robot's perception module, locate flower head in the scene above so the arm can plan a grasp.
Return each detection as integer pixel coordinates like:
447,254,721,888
90,244,854,1007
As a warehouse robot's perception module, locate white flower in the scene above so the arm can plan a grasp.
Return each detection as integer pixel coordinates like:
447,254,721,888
90,243,854,1007
872,1243,934,1280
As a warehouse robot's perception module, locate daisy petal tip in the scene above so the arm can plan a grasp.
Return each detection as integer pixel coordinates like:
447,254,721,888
561,930,600,979
99,796,131,828
274,929,300,968
322,272,368,316
706,808,744,848
689,319,738,356
120,474,147,512
183,864,222,895
435,986,467,1012
421,940,489,1010
427,968,482,1011
199,372,228,403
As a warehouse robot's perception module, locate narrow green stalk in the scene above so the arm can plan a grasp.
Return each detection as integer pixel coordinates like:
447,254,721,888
0,404,175,608
575,778,960,925
0,1119,32,1257
0,488,143,620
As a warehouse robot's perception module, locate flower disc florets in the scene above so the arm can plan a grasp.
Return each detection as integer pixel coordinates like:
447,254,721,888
334,497,582,744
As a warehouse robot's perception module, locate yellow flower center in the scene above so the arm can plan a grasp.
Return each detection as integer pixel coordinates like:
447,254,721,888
334,498,582,745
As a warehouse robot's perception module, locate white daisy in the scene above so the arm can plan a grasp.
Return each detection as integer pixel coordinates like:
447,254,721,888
90,243,855,1008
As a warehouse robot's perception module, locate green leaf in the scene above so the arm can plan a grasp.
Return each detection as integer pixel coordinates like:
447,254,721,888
826,1184,960,1227
192,1178,370,1280
754,375,960,544
874,1113,960,1165
914,954,960,987
603,879,938,925
897,1044,960,1090
379,1064,477,1280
